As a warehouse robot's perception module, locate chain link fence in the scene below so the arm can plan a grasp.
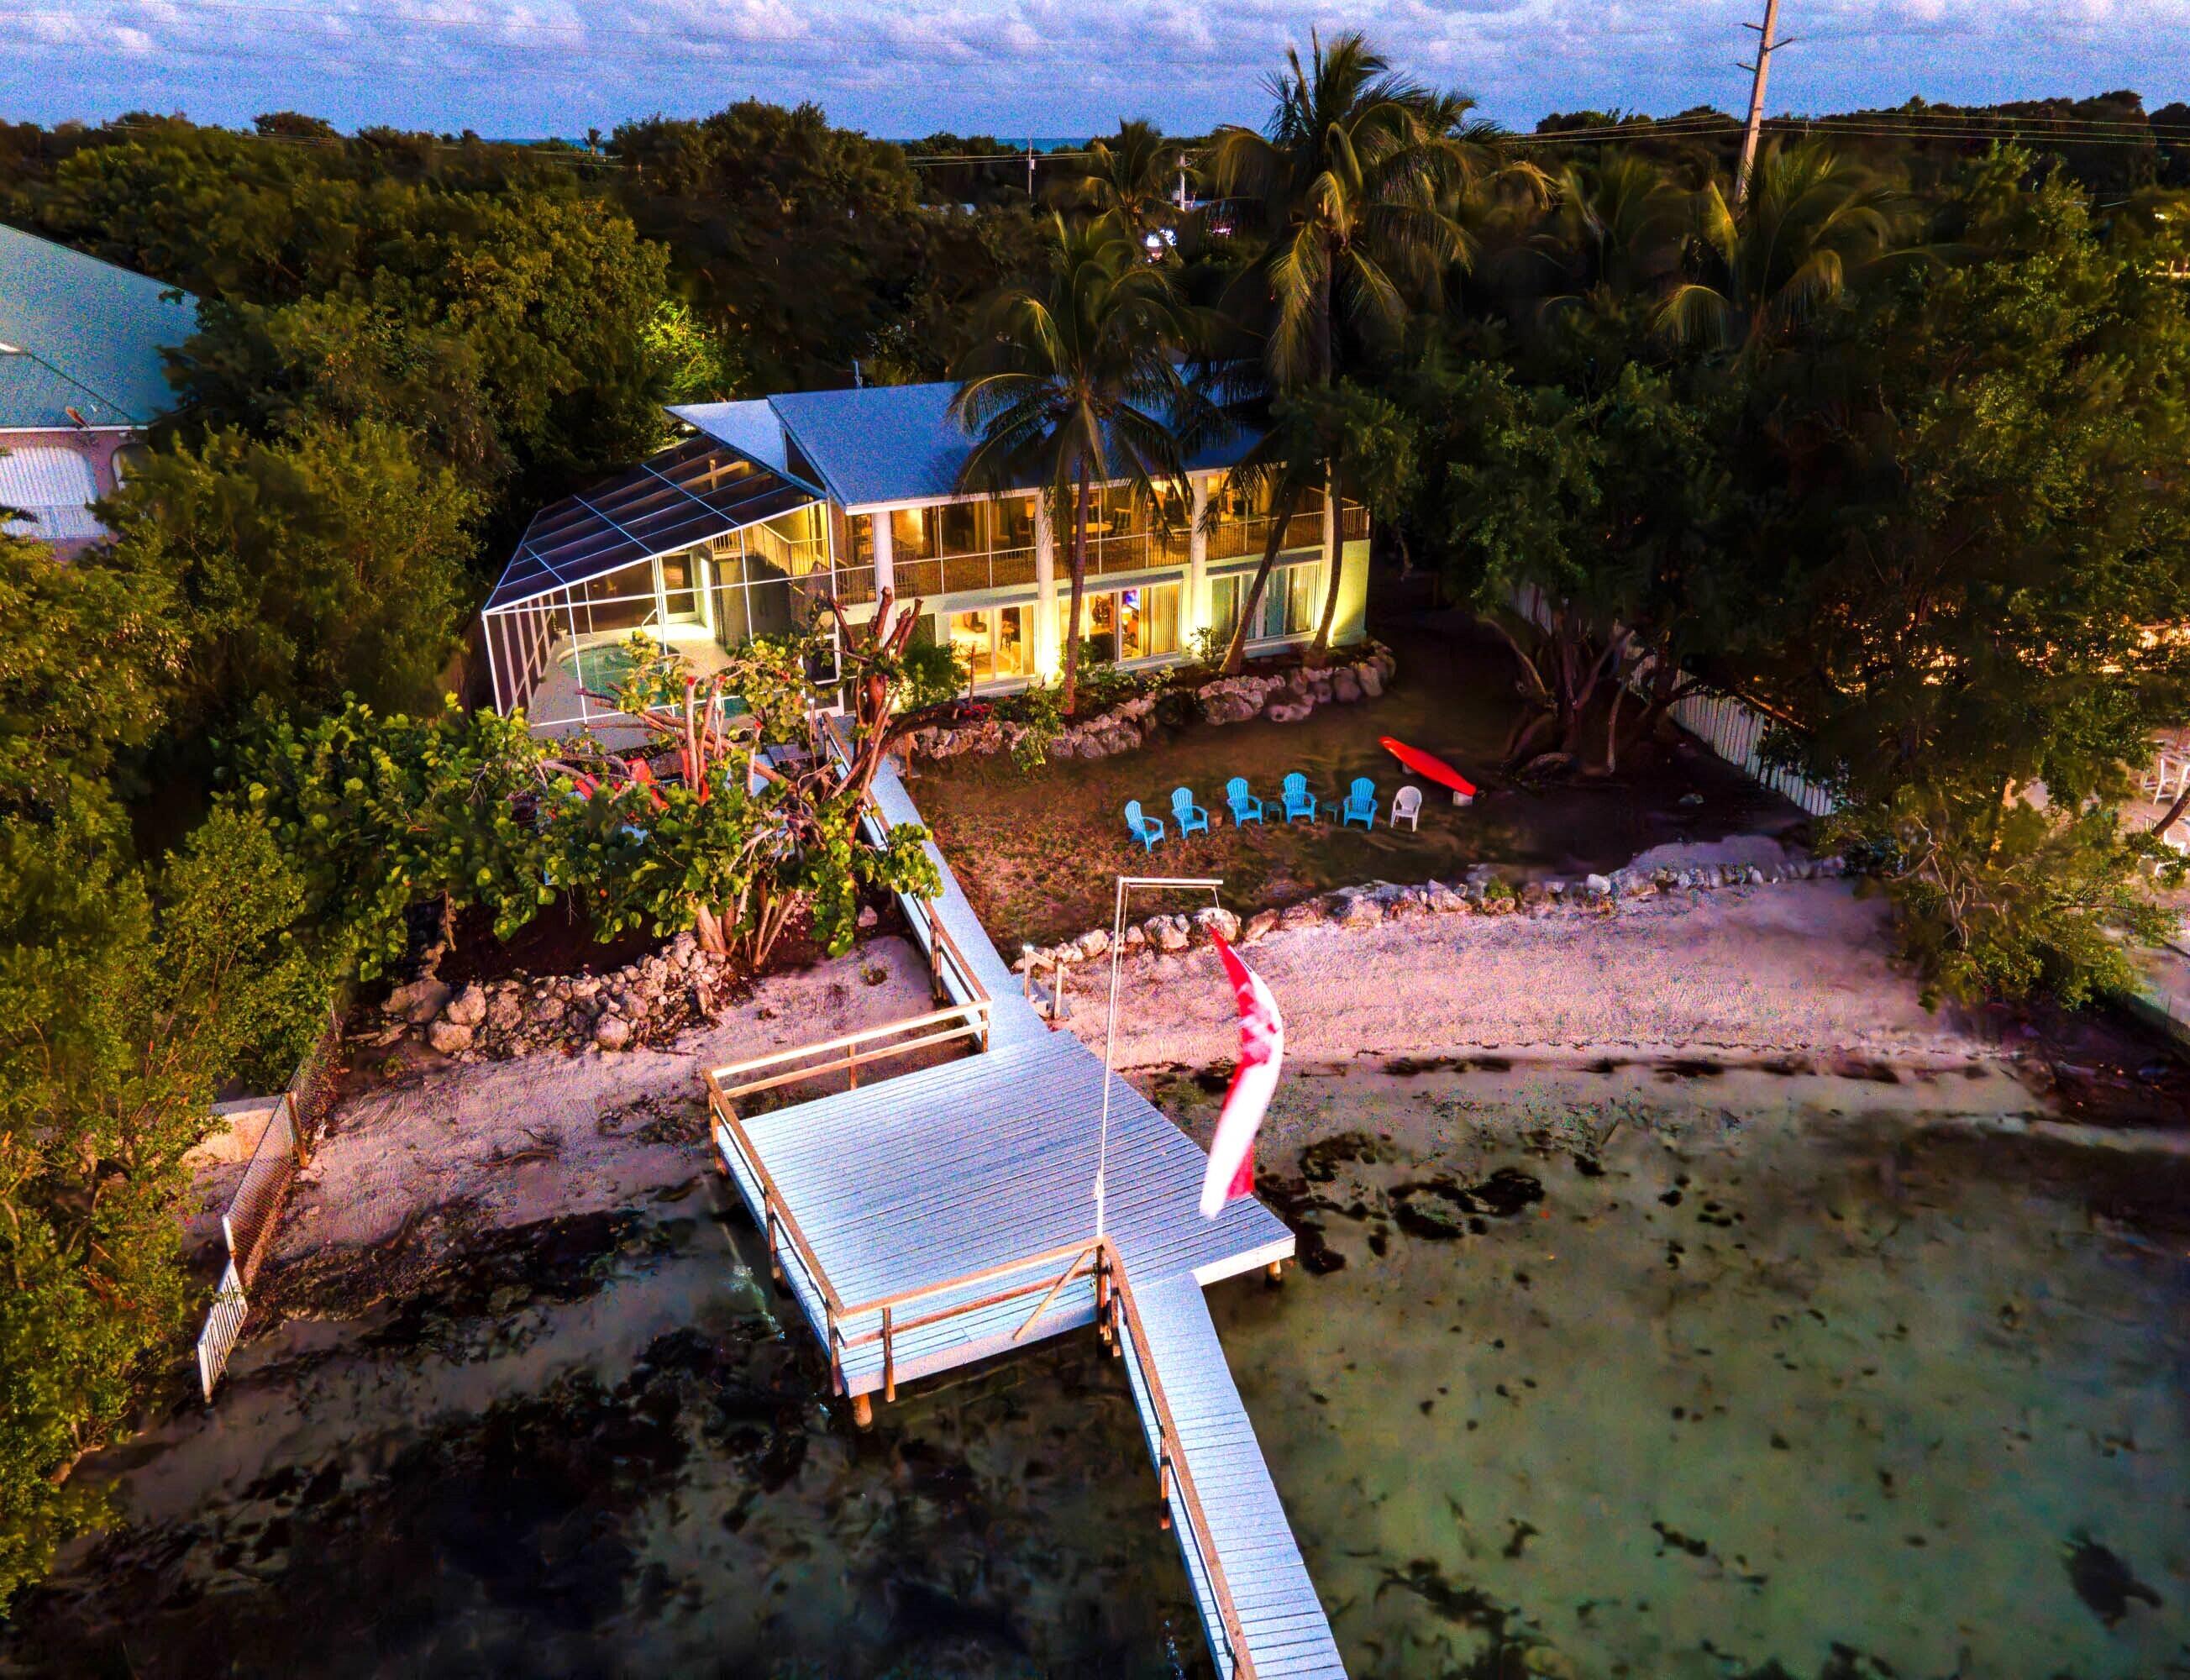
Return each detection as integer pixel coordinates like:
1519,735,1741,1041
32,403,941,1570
194,996,347,1401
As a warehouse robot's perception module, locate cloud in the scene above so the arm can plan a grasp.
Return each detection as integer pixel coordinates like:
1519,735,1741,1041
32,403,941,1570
2,0,2183,136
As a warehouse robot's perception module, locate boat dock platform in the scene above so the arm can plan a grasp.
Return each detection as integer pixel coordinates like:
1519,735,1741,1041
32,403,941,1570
704,756,1346,1677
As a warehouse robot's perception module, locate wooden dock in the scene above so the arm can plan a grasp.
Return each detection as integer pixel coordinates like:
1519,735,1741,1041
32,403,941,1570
705,754,1345,1678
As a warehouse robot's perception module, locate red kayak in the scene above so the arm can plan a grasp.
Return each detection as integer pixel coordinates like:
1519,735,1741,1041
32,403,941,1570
1379,736,1478,804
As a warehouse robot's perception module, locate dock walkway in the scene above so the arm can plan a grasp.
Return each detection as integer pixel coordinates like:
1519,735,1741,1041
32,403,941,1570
706,755,1344,1678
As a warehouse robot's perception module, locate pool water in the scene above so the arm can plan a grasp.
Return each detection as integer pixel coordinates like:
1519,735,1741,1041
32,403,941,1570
561,642,648,694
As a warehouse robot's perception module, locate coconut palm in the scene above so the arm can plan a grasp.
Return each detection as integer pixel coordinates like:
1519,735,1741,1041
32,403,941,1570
1657,140,1912,355
1057,118,1185,253
948,212,1203,712
1548,152,1689,300
1204,32,1491,669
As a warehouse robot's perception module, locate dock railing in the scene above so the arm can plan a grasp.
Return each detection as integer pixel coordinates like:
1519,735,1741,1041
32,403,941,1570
1106,1243,1261,1680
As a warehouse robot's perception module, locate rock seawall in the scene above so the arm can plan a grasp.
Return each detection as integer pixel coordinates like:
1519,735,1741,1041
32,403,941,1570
906,643,1398,764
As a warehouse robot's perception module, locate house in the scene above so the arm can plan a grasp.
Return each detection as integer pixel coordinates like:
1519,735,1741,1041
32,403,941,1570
480,381,1370,736
0,222,199,555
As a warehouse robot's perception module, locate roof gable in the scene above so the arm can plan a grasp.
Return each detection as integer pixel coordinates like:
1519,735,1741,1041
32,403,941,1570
0,223,200,430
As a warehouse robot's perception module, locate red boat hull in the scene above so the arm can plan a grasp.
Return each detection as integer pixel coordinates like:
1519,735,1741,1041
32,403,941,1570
1379,736,1478,798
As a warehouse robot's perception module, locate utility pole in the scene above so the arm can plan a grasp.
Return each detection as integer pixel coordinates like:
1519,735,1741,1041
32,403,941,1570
1026,135,1036,203
1735,0,1783,208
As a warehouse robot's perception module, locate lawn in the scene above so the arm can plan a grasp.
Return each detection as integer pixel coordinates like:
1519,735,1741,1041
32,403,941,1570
913,612,1809,950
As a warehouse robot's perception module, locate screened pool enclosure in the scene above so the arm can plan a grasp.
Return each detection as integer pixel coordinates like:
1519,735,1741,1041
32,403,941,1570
481,438,869,738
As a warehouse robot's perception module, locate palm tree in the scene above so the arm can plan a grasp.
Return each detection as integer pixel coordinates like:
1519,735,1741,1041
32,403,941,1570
1548,152,1688,300
1204,32,1487,670
1057,118,1184,252
1656,140,1912,355
948,212,1203,712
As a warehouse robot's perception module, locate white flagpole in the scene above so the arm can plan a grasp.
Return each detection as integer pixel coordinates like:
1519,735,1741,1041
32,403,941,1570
1096,874,1222,1244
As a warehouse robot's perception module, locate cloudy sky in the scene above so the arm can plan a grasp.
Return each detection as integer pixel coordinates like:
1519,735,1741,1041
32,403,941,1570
8,0,2182,139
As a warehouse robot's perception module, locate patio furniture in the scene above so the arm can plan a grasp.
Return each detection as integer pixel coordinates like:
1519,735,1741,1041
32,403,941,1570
1340,777,1378,830
1281,773,1319,824
1390,785,1423,831
1226,776,1265,826
1171,785,1211,837
1124,800,1166,851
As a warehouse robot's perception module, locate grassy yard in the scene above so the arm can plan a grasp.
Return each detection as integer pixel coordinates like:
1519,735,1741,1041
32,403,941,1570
914,614,1808,950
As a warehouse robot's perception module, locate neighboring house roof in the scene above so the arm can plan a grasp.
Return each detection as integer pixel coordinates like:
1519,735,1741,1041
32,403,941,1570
677,380,1260,510
0,444,102,542
485,434,816,611
0,222,199,430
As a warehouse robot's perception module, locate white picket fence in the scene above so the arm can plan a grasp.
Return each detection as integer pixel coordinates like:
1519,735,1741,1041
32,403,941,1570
1509,585,1838,818
193,999,344,1401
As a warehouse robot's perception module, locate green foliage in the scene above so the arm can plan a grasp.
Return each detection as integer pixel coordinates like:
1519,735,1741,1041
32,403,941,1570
644,297,744,406
231,696,554,979
1756,158,2190,1000
0,802,327,1604
0,532,181,818
175,294,502,485
544,758,938,964
1835,791,2172,1008
158,805,339,1089
992,680,1065,770
103,418,477,738
610,102,1048,391
899,639,969,712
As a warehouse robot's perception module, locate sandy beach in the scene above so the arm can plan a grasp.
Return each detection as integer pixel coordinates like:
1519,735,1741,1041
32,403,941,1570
1069,876,2002,1075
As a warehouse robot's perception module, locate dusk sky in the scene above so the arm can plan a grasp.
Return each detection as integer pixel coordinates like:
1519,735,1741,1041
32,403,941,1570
8,1,2183,139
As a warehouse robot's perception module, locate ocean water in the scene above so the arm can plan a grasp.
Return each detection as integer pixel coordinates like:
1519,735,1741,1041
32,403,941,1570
3,1072,2182,1678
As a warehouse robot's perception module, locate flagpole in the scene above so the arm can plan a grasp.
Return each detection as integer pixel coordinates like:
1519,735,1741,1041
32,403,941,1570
1096,874,1222,1245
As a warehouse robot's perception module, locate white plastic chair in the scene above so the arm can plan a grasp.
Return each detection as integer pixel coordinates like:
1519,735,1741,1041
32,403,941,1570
1390,785,1423,832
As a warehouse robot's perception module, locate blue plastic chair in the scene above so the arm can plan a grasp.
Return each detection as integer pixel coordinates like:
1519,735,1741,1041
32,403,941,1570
1340,777,1378,830
1226,776,1264,826
1125,800,1166,851
1281,772,1318,824
1171,785,1211,837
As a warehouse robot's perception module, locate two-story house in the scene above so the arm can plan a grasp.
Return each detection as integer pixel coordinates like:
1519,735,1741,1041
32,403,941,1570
481,381,1370,736
0,223,198,555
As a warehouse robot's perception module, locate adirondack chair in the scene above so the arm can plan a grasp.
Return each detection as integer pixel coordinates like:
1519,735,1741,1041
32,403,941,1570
1390,785,1424,832
1226,776,1264,826
1340,777,1378,830
1281,772,1319,824
1171,785,1211,837
1124,800,1166,851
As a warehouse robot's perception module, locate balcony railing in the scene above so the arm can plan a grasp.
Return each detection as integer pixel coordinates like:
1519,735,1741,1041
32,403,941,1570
1204,506,1367,562
892,545,1039,599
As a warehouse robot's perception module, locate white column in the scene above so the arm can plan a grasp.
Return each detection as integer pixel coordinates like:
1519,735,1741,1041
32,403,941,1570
1033,495,1060,680
1186,475,1210,644
1322,472,1337,585
870,510,895,607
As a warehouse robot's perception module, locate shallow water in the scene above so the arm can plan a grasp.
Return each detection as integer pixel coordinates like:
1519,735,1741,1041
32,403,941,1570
1205,1074,2190,1678
2,1193,1206,1680
6,1079,2185,1679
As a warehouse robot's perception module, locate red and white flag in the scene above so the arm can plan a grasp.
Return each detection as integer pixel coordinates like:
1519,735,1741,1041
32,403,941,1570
1200,933,1285,1218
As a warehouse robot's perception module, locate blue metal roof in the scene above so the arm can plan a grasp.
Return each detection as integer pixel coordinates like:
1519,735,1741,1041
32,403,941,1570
0,223,198,429
666,397,821,492
695,381,1259,511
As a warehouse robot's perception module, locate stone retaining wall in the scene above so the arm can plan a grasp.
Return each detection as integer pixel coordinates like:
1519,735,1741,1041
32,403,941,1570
1014,854,1851,976
362,927,753,1063
906,643,1399,764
